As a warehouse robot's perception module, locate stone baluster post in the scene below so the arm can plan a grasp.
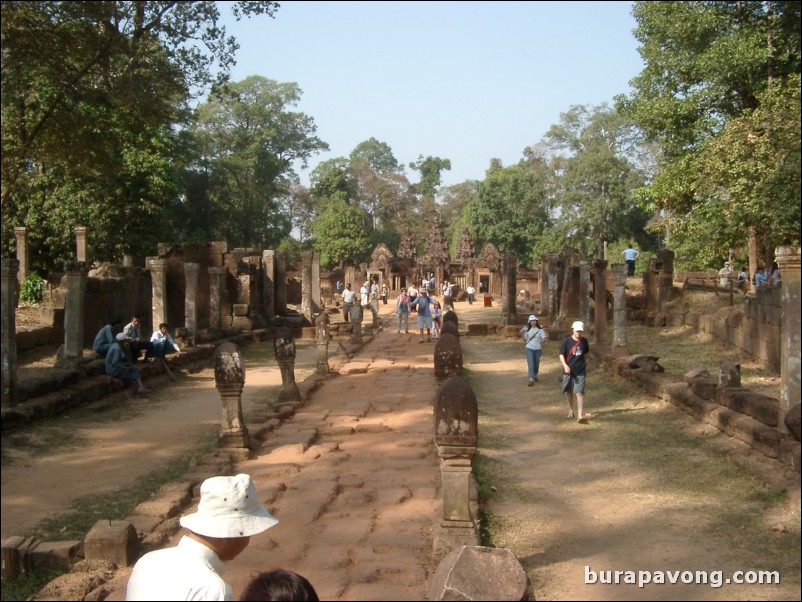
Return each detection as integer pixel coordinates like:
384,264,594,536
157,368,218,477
57,261,88,367
312,252,322,316
612,263,628,349
501,253,518,325
213,342,250,448
433,376,480,562
350,303,363,345
775,246,801,432
184,262,199,343
656,249,675,314
592,259,608,343
579,259,592,330
274,327,301,404
300,250,314,325
262,250,275,320
315,313,331,374
75,227,89,263
13,227,28,285
1,259,20,408
544,253,561,318
149,258,167,332
434,334,463,379
208,267,226,330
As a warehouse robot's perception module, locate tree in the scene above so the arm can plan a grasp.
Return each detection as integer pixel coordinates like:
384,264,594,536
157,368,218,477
616,1,801,270
182,76,329,248
409,155,452,200
310,199,371,269
1,1,279,268
543,104,653,258
466,162,549,265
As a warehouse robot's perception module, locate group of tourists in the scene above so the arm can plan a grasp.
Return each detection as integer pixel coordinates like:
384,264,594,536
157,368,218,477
92,315,181,396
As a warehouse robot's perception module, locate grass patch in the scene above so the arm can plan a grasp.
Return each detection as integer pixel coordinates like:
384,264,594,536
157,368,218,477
1,568,67,602
26,434,218,542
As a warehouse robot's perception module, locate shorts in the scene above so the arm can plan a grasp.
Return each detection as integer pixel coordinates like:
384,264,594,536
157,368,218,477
560,373,586,394
417,315,433,329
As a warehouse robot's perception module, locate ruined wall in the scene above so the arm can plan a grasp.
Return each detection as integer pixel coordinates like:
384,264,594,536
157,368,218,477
691,287,782,371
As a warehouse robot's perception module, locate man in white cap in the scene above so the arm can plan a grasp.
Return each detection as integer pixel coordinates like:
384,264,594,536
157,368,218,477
126,473,278,601
559,321,590,423
105,332,149,395
718,261,733,287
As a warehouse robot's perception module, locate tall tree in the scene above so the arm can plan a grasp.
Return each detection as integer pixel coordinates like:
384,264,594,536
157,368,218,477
1,1,278,268
182,76,329,248
616,1,801,270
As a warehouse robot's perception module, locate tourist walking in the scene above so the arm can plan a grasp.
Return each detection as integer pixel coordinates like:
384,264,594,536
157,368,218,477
622,244,640,277
396,287,410,334
520,315,546,385
340,283,355,323
410,289,435,343
559,321,590,423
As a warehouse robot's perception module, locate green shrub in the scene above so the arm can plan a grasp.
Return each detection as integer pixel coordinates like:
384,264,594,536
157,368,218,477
19,274,45,304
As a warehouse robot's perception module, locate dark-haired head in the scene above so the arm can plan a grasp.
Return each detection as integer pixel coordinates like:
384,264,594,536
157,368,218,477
239,570,319,601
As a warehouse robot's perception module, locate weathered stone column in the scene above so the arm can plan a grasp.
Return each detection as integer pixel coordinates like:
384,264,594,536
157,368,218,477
57,261,88,367
315,313,331,374
433,376,480,562
775,246,801,432
214,342,250,448
300,250,314,325
1,259,19,408
275,254,287,316
149,258,168,332
274,327,301,404
14,227,28,284
656,249,675,313
559,250,581,322
592,259,608,344
612,263,628,348
75,226,89,262
579,259,592,330
208,267,226,330
351,303,363,345
434,334,463,379
544,253,561,318
501,253,518,326
312,251,322,316
184,262,199,341
262,250,276,319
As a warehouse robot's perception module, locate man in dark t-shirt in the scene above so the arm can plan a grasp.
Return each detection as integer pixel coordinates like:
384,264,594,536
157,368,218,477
559,321,590,423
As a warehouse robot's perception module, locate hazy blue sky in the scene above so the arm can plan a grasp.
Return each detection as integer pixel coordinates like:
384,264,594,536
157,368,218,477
219,1,643,189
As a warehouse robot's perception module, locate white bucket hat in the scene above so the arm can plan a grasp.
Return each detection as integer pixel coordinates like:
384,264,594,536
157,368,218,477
528,315,538,322
180,474,278,538
572,321,585,332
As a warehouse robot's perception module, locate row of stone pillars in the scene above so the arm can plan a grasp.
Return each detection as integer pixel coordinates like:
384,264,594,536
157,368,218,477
12,227,89,286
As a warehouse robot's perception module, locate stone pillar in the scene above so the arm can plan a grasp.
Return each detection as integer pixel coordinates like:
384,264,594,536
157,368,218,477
351,303,363,345
775,246,801,432
300,250,314,325
13,227,28,285
645,257,658,316
312,252,322,315
592,259,608,344
275,254,287,316
184,262,199,341
1,259,19,408
75,226,89,263
208,267,226,330
501,253,517,326
579,260,592,330
433,376,480,562
559,250,581,322
123,255,134,268
434,334,463,378
274,327,301,403
57,261,88,367
315,313,331,374
213,342,249,448
544,253,561,318
263,250,275,319
612,263,628,349
149,258,168,332
656,249,675,313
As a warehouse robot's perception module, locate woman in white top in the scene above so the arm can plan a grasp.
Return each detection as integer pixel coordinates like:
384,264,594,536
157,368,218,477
521,315,547,385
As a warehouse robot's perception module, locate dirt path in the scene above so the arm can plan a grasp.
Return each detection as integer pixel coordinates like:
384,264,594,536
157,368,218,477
3,302,800,600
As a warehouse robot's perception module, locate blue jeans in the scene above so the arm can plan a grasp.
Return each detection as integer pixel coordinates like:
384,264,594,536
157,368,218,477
525,347,542,379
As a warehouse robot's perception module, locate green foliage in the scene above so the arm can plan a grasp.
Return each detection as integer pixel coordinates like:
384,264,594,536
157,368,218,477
310,199,371,269
19,274,45,304
467,163,549,264
1,568,67,602
276,237,302,265
409,155,452,199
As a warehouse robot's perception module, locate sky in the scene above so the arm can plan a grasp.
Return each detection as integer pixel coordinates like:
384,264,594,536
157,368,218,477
218,1,644,189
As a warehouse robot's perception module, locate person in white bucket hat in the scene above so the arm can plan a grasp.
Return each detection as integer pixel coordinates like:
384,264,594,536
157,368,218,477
559,321,591,424
126,474,278,601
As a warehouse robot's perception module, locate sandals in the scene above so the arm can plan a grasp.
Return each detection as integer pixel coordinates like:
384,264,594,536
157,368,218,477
566,412,574,419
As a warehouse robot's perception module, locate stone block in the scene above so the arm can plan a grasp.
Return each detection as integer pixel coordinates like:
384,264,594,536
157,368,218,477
28,540,83,573
84,520,139,568
785,404,801,442
428,545,533,601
